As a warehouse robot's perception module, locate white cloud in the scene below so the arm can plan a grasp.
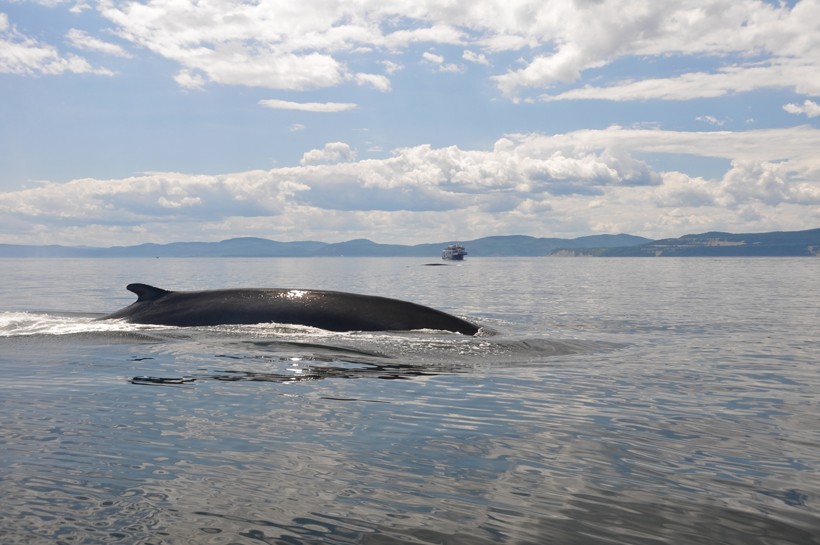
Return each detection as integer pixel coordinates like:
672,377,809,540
463,50,489,66
422,51,444,65
695,115,727,127
382,60,403,74
101,0,348,90
353,72,391,92
422,50,462,73
0,13,112,76
382,24,464,49
2,126,818,245
783,99,820,118
6,0,801,102
258,99,357,112
174,69,206,90
65,28,132,58
69,2,92,14
493,0,820,99
536,61,820,102
300,142,357,166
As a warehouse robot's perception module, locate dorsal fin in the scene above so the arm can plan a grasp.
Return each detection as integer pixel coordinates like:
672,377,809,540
127,283,172,302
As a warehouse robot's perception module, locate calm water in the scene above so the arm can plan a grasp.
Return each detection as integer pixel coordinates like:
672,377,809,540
0,257,818,545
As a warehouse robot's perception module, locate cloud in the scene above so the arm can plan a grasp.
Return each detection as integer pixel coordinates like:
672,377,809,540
300,142,357,166
783,99,820,118
101,0,348,90
382,60,403,74
69,2,92,14
720,160,820,206
422,51,444,65
536,62,820,102
65,28,132,58
463,50,489,66
382,24,464,49
174,69,206,90
353,72,391,92
487,0,820,100
0,12,112,76
3,126,818,245
422,50,462,73
11,0,809,103
258,99,357,112
695,115,727,127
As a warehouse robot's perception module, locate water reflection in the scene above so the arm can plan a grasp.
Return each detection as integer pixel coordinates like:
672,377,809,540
121,332,612,389
130,364,441,387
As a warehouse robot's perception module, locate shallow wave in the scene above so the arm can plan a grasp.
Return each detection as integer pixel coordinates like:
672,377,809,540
0,311,612,358
1,312,616,392
0,312,160,337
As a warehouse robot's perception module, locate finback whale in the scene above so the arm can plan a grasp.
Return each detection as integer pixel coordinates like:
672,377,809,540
100,283,480,335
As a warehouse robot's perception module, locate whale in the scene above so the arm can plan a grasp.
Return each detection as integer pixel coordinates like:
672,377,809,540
100,283,480,335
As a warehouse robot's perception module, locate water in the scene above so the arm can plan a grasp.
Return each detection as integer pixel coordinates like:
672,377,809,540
1,257,818,545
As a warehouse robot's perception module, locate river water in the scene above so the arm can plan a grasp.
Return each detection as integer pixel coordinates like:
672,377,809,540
0,257,818,544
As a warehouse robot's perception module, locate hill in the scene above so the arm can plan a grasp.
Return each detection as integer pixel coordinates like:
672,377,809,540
551,228,820,257
0,234,649,258
3,229,816,258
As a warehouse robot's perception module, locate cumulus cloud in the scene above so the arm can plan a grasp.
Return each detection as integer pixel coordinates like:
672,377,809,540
783,99,820,118
13,1,814,103
422,51,444,65
2,126,818,245
174,69,206,90
494,0,820,99
258,99,357,112
101,0,348,90
300,142,357,166
463,50,489,66
382,60,403,74
353,72,391,92
0,12,112,75
421,50,462,73
720,160,820,206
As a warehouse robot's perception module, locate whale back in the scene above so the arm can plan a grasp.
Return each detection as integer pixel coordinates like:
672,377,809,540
101,283,479,335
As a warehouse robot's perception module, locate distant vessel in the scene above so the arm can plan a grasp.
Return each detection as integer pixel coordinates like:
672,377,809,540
442,243,467,261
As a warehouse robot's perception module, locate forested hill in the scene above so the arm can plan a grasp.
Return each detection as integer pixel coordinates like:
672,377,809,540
0,234,648,258
2,229,817,257
551,228,820,257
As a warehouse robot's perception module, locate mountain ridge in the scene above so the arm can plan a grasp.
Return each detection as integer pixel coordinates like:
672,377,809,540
551,228,820,257
1,229,817,257
0,233,648,257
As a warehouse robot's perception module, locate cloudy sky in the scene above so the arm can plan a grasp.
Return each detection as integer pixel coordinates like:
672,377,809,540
1,0,819,246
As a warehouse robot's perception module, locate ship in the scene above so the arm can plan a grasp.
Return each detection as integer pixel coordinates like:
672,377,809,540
442,243,467,261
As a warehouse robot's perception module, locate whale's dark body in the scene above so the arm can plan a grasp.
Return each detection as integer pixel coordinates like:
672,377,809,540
100,283,479,335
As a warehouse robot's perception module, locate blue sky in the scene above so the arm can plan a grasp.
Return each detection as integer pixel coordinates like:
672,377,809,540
1,0,819,245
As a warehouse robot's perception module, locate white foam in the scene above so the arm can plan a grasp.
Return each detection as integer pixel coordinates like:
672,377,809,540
0,312,157,337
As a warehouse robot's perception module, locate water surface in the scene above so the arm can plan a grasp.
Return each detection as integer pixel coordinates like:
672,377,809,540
1,257,818,544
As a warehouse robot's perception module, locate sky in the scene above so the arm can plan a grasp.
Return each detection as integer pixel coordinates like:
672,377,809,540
1,0,819,246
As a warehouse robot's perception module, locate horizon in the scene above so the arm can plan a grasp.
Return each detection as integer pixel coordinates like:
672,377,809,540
3,231,645,248
3,227,818,249
2,1,819,246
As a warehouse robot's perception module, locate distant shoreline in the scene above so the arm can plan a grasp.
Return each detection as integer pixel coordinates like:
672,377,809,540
1,228,818,258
